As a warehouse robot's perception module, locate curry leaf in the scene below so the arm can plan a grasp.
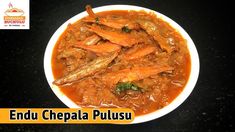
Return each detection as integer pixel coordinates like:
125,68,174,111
115,82,142,94
122,26,131,33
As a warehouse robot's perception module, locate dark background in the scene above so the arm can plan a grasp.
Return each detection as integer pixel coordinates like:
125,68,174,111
0,0,234,131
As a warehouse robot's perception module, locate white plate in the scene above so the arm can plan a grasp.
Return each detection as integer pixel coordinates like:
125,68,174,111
44,5,200,124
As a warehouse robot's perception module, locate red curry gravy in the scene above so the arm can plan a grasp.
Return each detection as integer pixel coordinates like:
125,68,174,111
51,10,191,116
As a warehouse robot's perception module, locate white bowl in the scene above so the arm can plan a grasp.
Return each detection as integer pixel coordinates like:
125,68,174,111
5,12,24,16
44,5,200,124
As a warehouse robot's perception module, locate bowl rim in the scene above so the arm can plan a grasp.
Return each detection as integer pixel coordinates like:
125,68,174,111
44,4,200,124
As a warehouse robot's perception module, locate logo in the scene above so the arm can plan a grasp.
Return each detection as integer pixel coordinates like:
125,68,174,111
0,0,29,29
4,3,26,26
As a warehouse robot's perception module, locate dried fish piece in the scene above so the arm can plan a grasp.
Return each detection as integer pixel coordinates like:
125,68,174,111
53,52,118,85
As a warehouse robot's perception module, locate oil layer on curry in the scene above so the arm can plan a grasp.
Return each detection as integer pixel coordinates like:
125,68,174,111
52,5,191,116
